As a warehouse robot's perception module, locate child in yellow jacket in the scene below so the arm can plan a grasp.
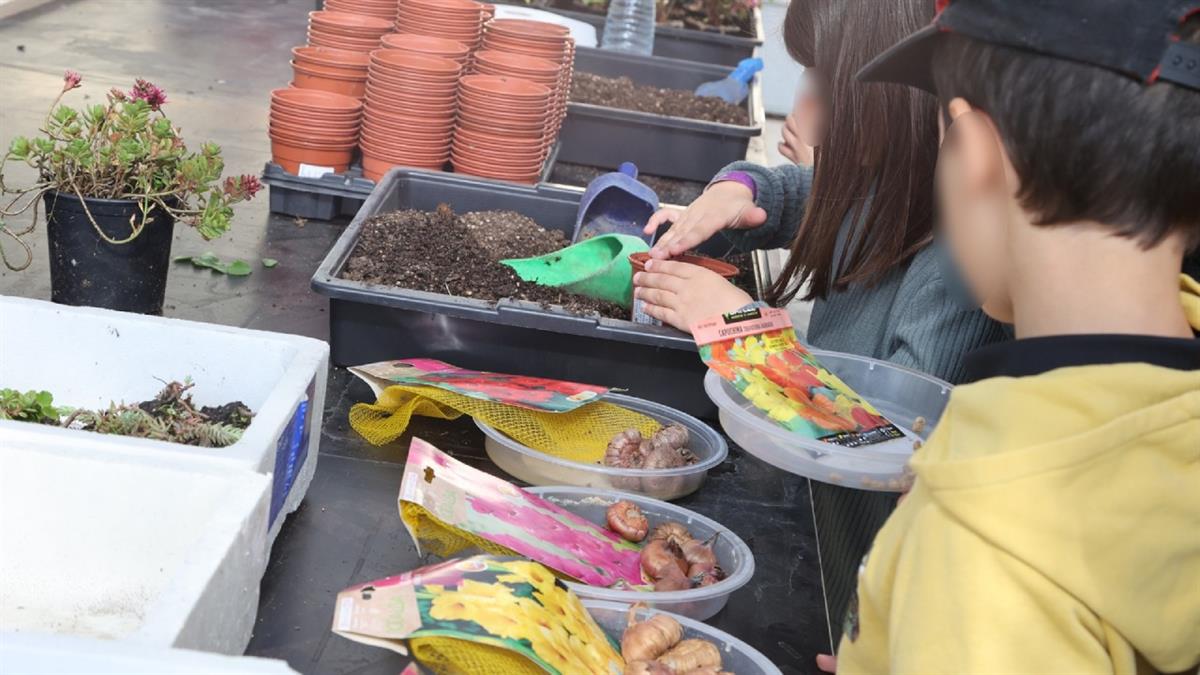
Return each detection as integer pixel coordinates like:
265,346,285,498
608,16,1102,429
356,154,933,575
833,0,1200,672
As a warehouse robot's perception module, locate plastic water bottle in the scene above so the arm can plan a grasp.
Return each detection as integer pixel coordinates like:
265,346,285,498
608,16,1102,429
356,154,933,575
601,0,656,56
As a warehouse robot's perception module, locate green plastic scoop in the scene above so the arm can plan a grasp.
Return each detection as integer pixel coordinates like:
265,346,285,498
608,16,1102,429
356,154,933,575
501,234,650,308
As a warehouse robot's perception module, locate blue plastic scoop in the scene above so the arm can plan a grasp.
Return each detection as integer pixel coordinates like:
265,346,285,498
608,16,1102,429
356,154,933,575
695,57,763,105
571,162,660,244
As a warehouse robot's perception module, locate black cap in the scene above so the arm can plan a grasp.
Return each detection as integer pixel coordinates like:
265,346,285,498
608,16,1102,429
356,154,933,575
858,0,1200,93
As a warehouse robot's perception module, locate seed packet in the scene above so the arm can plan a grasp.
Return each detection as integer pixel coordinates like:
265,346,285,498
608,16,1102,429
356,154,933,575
332,555,624,675
693,307,903,447
399,438,644,587
349,359,606,412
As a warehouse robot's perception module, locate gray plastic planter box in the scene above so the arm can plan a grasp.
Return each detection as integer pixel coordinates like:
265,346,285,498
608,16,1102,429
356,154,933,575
262,145,560,221
493,3,763,66
310,169,733,417
560,48,763,182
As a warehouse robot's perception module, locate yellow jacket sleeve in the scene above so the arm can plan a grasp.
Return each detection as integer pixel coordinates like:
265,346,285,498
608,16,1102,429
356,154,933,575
839,499,1136,675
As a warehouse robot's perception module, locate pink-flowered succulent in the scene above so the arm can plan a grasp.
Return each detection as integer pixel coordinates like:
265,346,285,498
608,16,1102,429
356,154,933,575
129,78,168,111
62,70,82,92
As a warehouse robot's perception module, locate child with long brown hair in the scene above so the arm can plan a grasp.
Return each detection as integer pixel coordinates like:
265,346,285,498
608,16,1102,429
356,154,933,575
635,0,1004,384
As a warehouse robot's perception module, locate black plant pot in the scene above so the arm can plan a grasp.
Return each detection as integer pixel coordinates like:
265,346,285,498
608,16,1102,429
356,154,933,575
43,190,176,315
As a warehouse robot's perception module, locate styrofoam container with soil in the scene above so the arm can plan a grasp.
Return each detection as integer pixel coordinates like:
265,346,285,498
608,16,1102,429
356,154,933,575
583,600,782,675
0,632,300,674
477,393,728,500
706,350,953,491
527,487,753,621
0,443,270,654
0,296,329,539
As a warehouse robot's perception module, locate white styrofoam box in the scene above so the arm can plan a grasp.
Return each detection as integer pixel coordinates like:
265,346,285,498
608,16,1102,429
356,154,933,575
0,296,329,541
0,443,270,654
0,632,299,674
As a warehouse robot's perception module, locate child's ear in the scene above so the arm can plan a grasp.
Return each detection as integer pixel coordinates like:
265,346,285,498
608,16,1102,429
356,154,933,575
946,99,1004,194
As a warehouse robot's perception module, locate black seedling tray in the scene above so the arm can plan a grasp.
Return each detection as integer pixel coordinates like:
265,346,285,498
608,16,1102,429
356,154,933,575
310,168,736,417
560,48,762,183
262,145,561,221
492,3,762,66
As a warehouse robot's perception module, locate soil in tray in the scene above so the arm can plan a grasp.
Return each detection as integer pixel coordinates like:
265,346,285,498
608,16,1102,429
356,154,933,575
570,72,749,126
340,204,628,319
551,162,707,206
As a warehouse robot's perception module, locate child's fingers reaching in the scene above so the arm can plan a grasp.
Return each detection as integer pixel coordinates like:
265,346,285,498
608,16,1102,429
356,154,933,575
644,207,682,237
779,141,799,164
633,269,687,295
816,654,838,673
638,299,683,330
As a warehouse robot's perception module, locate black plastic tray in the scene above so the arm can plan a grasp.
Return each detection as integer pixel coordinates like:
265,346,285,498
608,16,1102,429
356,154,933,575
493,3,762,66
262,145,561,221
310,168,723,417
560,48,762,182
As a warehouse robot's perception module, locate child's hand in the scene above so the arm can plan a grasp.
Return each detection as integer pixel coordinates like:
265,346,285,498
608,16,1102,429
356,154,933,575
779,111,815,166
643,181,767,260
633,259,753,332
816,654,838,673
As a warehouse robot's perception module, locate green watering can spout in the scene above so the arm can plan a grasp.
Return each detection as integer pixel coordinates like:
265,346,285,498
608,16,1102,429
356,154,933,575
501,234,650,308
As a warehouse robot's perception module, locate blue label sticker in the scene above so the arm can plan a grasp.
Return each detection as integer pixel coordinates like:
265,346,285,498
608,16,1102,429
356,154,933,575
269,377,316,525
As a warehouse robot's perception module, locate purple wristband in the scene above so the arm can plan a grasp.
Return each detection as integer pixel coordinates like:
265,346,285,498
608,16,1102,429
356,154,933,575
708,171,758,201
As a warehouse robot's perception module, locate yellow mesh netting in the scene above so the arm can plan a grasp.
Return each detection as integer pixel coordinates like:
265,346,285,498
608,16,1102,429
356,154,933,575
351,384,660,463
410,637,544,675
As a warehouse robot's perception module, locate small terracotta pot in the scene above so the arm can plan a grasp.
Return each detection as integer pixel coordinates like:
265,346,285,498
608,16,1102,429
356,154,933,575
366,70,459,93
361,154,446,181
380,33,470,62
369,49,462,77
309,10,392,33
458,93,553,115
323,0,395,19
269,117,360,141
270,105,361,127
292,61,367,98
271,87,362,114
451,158,539,184
292,45,370,70
307,32,382,53
487,18,569,39
271,138,354,174
365,94,457,116
629,252,739,278
459,74,551,100
269,127,358,148
456,115,546,140
362,121,455,142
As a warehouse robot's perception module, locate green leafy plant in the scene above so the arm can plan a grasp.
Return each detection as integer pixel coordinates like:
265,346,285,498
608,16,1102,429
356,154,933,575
0,71,261,271
0,388,62,424
174,252,253,276
3,380,251,448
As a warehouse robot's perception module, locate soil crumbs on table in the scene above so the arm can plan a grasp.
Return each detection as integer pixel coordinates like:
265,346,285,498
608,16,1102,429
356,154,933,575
341,204,626,318
551,162,707,206
571,72,749,126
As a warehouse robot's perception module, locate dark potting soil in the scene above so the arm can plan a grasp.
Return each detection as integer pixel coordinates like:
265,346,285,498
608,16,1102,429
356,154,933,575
550,162,707,207
340,204,628,319
570,72,750,126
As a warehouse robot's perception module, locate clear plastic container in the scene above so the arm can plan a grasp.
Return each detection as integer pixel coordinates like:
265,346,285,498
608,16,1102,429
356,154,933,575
584,600,782,674
477,393,728,500
705,350,953,491
527,486,754,621
600,0,656,56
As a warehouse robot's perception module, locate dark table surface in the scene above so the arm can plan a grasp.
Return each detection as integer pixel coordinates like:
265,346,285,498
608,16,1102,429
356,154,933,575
0,1,832,673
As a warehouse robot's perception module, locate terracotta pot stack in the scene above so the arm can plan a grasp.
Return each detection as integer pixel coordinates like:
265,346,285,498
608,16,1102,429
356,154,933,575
380,33,471,68
395,0,492,49
360,49,464,181
322,0,397,21
479,19,575,136
307,10,392,53
269,87,363,175
291,46,370,100
452,75,554,184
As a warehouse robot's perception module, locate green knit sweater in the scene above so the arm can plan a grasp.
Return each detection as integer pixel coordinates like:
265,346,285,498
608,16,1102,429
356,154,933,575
721,162,1007,385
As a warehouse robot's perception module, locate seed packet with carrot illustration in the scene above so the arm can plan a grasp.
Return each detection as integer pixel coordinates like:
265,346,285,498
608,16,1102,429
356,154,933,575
693,307,903,447
399,438,644,588
332,555,624,675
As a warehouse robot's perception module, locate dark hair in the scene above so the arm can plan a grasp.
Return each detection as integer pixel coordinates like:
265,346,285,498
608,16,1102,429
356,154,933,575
930,16,1200,252
768,0,938,305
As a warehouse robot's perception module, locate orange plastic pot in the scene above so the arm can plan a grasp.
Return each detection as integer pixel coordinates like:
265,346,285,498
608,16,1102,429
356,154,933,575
292,62,367,98
309,10,392,33
269,106,361,128
271,139,354,174
380,33,470,62
292,45,370,70
269,118,360,142
459,75,551,101
629,252,739,279
365,94,457,117
369,49,462,77
361,154,445,181
271,87,362,114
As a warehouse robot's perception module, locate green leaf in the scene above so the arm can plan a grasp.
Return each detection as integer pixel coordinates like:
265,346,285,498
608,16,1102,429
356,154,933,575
8,136,30,159
261,258,279,268
223,259,252,276
191,251,223,270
